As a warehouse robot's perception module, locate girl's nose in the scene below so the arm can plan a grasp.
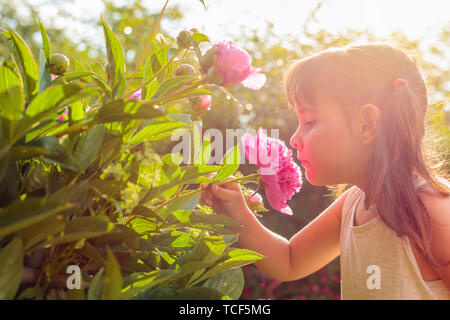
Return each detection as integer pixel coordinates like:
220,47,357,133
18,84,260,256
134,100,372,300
290,129,302,150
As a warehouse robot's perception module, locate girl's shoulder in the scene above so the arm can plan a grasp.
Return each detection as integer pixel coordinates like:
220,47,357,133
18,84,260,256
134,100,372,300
416,176,450,225
416,176,450,196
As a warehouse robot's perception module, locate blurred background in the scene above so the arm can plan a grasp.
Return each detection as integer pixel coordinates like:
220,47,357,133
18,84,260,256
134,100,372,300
1,0,448,300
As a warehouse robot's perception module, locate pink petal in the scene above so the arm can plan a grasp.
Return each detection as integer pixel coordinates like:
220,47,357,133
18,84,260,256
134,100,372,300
262,175,292,215
242,69,266,90
199,95,212,109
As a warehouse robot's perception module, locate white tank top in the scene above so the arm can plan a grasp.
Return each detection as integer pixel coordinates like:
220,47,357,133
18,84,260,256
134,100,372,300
340,178,450,299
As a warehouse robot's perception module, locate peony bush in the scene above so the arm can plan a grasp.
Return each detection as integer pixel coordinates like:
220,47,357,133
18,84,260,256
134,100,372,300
0,3,284,299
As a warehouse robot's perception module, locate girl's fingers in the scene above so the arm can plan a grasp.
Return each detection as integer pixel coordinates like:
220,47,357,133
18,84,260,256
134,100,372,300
218,176,241,191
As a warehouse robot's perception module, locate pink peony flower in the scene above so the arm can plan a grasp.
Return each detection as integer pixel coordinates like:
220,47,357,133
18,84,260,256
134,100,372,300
198,95,212,110
207,41,266,90
241,128,302,215
128,89,142,101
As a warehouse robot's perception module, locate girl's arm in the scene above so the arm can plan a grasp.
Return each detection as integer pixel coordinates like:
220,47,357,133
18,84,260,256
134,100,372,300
418,184,450,291
201,180,353,281
237,189,348,281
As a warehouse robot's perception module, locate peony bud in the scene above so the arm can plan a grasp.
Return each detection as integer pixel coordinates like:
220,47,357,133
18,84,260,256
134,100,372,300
199,47,218,73
175,63,196,76
200,41,265,90
245,191,264,212
191,95,212,110
177,30,193,49
47,53,70,75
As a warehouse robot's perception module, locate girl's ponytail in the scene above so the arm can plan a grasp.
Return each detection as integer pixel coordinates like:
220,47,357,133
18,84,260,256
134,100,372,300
365,76,435,266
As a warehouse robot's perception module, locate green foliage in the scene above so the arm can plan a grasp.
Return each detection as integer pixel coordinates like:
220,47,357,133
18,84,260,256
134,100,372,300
0,5,264,300
1,0,448,301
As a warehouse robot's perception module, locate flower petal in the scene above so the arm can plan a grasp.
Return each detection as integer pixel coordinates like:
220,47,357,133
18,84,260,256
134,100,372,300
241,133,258,164
242,69,266,90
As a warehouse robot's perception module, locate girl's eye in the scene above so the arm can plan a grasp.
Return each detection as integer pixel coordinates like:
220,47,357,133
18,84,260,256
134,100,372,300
303,121,316,130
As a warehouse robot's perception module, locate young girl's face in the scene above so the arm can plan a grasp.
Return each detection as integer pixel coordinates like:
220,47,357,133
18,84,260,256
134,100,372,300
289,88,366,186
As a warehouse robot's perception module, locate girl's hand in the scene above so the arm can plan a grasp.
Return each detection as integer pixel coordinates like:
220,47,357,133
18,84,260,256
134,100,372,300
200,175,250,227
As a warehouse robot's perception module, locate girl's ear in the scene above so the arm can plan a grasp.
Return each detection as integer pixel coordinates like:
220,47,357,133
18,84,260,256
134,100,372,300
359,104,380,145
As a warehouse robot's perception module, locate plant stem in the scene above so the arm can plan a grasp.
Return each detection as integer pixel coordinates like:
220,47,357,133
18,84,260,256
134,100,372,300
148,75,206,106
153,173,260,212
122,172,260,226
125,0,170,94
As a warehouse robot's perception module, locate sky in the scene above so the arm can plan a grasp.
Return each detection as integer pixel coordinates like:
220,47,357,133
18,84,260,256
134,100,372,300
14,0,449,105
24,0,449,69
26,0,449,43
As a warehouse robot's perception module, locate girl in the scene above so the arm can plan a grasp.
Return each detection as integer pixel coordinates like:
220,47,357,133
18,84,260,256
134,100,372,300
200,42,450,299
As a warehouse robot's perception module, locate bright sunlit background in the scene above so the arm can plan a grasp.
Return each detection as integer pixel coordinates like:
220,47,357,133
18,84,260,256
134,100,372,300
22,0,450,66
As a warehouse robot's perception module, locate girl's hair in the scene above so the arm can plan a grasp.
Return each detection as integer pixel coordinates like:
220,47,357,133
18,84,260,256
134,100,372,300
283,41,450,268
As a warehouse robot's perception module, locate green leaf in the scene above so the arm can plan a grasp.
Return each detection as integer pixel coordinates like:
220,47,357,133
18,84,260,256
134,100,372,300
131,206,163,222
21,215,65,251
24,120,59,143
0,163,19,208
162,191,200,221
71,57,87,72
15,83,95,141
10,136,78,171
102,247,123,300
92,74,112,96
215,145,241,181
0,85,24,121
25,83,81,118
70,100,84,122
152,76,195,99
192,32,210,43
0,147,10,182
87,268,105,300
38,20,51,59
94,100,164,123
151,231,195,252
38,49,52,93
43,217,115,246
0,237,23,299
189,248,264,286
0,198,74,239
48,180,88,204
0,86,25,143
101,16,126,98
177,287,231,300
142,55,157,100
194,133,211,165
166,210,241,229
0,62,20,93
4,29,39,102
130,121,186,145
122,269,176,300
73,124,106,172
202,268,244,300
10,136,67,161
172,88,214,101
63,71,94,82
129,218,157,234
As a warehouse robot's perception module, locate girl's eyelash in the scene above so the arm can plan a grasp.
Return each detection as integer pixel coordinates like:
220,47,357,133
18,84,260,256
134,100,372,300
303,121,316,128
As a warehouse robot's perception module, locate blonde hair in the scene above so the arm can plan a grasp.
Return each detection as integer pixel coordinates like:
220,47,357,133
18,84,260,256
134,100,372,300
283,41,450,268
